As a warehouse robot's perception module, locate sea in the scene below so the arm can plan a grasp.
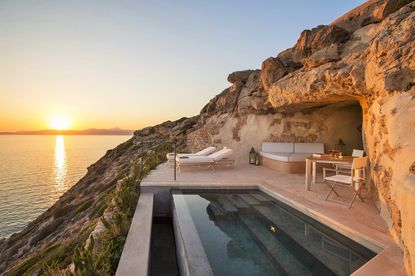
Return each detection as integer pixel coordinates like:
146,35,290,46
0,135,131,239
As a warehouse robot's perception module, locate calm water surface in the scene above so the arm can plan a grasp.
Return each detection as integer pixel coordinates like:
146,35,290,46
0,135,130,238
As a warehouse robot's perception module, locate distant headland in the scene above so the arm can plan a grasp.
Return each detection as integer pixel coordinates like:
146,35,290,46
0,127,134,135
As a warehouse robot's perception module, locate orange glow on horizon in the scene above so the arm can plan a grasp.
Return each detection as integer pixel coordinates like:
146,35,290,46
49,115,71,130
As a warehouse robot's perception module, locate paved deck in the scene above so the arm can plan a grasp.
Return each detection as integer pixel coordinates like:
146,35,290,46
140,163,405,275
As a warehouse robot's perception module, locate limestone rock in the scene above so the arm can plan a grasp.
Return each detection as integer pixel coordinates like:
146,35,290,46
330,0,414,32
261,57,292,90
262,2,415,274
303,44,340,68
227,70,256,84
294,25,349,57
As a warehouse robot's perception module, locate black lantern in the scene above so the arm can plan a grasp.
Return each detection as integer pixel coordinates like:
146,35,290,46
249,147,256,164
335,138,346,154
255,152,260,166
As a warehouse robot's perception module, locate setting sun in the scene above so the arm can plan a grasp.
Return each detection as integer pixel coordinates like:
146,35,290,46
49,115,71,130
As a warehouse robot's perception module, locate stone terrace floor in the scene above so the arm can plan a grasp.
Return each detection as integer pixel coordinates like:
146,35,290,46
141,163,405,275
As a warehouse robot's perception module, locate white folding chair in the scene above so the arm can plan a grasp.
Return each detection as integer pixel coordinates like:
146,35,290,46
324,156,368,208
336,149,364,172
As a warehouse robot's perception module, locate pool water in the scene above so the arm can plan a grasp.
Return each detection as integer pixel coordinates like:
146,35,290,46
172,190,376,276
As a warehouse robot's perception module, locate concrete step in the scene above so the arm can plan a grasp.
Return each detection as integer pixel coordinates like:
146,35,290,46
250,192,272,203
252,203,355,275
224,194,249,209
215,197,238,213
238,194,261,205
239,214,312,276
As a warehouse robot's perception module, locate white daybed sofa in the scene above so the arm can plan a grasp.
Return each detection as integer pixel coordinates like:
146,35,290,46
259,142,324,173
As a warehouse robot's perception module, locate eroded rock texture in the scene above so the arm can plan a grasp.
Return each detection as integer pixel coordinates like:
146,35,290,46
262,2,415,274
189,1,415,274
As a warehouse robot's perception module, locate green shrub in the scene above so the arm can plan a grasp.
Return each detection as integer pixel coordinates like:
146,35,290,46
89,199,108,219
8,225,94,275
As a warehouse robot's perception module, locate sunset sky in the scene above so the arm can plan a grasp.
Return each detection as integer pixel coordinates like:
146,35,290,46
0,0,364,132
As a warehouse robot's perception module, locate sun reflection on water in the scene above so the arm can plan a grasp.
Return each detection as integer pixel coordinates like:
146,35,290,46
54,135,67,193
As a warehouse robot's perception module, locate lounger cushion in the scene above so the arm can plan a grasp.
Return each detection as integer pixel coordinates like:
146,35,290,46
262,142,294,153
288,153,310,162
259,152,291,162
177,156,214,164
167,153,196,159
167,146,216,160
196,146,216,155
177,148,233,163
294,143,324,154
209,148,233,161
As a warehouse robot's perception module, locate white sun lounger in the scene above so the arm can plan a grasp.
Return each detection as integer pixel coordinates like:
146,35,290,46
176,148,234,171
166,146,216,166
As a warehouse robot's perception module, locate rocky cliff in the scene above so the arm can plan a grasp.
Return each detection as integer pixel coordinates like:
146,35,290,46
269,2,415,274
188,1,415,274
0,0,414,274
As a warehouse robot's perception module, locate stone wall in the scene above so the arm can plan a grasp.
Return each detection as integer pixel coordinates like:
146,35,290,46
187,103,363,163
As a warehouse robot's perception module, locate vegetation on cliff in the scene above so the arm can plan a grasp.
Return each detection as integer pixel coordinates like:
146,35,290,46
6,142,172,275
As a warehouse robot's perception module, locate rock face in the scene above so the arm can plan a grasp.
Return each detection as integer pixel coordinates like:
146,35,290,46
188,103,363,162
191,1,415,274
262,2,415,274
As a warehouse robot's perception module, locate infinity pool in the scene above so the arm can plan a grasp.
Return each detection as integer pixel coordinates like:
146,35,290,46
172,190,376,276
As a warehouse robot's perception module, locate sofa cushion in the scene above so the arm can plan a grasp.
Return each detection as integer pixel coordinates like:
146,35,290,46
259,151,291,162
262,142,294,153
294,143,324,154
288,153,311,162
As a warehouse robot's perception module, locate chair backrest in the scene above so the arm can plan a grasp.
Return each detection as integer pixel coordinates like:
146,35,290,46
352,149,364,157
351,156,368,170
209,148,233,161
196,146,216,156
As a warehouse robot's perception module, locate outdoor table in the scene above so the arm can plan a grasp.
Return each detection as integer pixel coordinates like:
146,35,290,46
305,155,354,190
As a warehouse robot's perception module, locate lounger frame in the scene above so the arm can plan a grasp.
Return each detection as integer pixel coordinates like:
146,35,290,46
177,158,234,172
